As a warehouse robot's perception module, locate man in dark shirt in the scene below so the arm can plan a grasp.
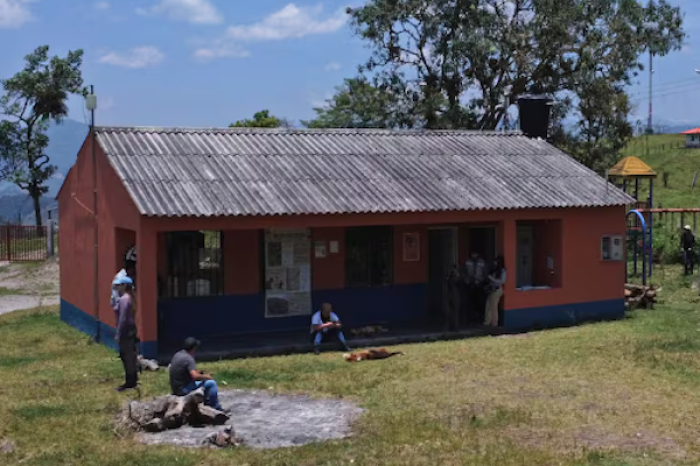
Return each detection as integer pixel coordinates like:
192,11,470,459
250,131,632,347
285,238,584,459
681,225,696,276
169,337,226,412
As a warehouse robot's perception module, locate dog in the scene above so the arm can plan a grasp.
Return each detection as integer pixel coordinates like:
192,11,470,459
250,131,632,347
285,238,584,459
350,325,389,336
343,348,404,362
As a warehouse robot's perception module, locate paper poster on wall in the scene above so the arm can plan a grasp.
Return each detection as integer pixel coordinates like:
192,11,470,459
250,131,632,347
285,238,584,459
329,241,339,254
314,240,327,258
265,229,312,318
403,232,420,262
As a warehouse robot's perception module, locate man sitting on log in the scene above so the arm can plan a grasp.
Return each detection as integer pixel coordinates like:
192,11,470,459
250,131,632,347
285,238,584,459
169,338,227,413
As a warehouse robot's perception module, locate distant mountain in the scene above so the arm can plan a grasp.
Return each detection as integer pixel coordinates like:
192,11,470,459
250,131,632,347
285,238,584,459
0,119,88,224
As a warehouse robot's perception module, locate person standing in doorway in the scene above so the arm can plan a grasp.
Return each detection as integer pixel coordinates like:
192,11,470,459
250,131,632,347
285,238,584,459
114,276,139,392
445,264,461,331
484,256,506,328
464,251,486,325
681,225,696,276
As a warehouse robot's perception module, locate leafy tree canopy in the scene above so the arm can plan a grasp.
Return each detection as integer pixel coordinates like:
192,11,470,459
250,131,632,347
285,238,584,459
230,110,289,128
308,0,685,172
0,45,85,227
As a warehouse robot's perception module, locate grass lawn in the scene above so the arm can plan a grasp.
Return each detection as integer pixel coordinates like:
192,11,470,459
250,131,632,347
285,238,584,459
3,268,700,465
623,134,700,208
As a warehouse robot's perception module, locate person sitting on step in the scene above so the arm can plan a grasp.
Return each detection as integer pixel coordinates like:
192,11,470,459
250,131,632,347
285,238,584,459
311,302,351,355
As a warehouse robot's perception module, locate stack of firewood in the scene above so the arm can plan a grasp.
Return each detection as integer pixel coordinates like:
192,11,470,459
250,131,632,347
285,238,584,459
625,283,658,309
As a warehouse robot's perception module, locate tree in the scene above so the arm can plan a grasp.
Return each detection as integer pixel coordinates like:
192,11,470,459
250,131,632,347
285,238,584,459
0,45,85,227
303,78,414,128
345,0,685,169
230,110,291,128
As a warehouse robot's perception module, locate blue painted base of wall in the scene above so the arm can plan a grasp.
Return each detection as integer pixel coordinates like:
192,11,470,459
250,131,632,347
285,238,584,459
158,284,429,346
503,298,625,331
60,299,158,359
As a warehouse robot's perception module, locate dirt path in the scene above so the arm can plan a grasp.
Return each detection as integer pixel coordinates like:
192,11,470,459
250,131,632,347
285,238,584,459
0,260,60,315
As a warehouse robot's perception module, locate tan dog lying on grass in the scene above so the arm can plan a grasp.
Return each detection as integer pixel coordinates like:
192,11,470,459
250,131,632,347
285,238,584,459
343,348,404,362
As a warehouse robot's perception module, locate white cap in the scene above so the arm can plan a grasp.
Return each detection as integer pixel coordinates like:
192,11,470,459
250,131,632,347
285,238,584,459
685,225,692,231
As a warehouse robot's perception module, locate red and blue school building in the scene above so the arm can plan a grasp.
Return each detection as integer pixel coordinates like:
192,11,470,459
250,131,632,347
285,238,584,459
57,125,632,360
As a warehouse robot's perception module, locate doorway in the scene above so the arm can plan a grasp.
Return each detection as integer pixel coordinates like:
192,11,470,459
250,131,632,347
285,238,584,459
428,228,458,324
468,226,497,265
516,224,534,288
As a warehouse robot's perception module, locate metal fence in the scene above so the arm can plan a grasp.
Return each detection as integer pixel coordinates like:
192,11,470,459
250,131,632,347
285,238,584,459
0,225,48,262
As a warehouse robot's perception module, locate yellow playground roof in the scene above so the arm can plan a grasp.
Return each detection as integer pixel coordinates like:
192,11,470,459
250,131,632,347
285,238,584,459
608,156,657,178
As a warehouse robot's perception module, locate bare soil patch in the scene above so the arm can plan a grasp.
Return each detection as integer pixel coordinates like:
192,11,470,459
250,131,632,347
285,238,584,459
136,389,364,449
0,259,59,314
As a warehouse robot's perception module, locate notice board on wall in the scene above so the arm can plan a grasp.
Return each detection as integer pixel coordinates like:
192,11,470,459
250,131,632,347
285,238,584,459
264,228,312,318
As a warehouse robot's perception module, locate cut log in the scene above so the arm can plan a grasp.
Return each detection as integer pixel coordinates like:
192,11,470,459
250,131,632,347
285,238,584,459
195,404,229,426
137,356,160,372
119,387,230,433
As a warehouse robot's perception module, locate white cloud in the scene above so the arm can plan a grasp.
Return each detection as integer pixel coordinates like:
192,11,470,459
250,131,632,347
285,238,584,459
193,4,348,61
324,62,341,71
225,4,347,42
94,1,109,10
98,46,165,69
193,44,250,60
0,0,35,29
137,0,223,25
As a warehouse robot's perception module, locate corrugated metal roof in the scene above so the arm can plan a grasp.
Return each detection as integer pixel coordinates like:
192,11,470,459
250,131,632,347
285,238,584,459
95,126,635,217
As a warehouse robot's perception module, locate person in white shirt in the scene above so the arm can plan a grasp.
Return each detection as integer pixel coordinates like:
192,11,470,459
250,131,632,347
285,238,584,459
310,303,351,355
484,255,506,327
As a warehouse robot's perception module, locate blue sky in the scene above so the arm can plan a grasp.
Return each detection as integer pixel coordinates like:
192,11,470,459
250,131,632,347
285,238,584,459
0,0,699,128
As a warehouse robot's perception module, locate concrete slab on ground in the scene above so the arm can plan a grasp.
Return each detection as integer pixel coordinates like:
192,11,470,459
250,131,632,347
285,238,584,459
137,389,364,449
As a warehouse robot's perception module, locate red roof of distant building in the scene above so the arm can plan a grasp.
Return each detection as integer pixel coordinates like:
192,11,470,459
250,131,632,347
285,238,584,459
682,127,700,135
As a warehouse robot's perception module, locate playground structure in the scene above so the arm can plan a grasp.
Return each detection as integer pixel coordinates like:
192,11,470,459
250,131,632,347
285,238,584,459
608,156,656,284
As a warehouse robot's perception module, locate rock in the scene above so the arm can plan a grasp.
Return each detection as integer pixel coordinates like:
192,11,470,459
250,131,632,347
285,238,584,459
0,439,15,454
202,425,243,448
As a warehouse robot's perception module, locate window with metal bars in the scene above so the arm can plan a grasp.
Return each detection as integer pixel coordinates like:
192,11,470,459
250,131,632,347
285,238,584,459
345,226,393,287
161,231,224,298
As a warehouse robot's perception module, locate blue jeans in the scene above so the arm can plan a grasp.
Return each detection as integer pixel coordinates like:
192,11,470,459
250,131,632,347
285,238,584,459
313,327,348,347
181,379,222,410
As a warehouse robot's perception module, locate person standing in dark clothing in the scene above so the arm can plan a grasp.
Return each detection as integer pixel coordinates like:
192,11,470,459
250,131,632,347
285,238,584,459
464,251,486,325
445,264,461,331
681,225,696,276
114,276,138,392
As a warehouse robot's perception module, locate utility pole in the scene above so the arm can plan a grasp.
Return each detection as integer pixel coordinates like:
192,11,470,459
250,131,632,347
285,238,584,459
86,86,100,342
648,51,653,134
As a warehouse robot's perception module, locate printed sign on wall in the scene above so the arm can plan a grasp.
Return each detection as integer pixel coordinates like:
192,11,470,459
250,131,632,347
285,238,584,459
264,229,312,318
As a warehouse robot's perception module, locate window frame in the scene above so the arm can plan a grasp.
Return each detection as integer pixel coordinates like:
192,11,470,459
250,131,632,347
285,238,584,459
344,226,394,288
161,230,225,298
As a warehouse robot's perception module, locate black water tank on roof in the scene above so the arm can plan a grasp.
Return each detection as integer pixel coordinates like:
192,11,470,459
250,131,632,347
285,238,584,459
517,91,553,140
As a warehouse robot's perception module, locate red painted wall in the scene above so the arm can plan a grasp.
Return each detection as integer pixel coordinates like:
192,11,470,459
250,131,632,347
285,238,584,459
311,228,345,290
63,152,625,347
140,206,625,329
393,225,428,284
223,230,260,295
58,134,140,331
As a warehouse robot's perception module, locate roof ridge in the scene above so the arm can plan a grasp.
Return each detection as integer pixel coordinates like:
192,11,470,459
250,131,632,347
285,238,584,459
95,126,526,137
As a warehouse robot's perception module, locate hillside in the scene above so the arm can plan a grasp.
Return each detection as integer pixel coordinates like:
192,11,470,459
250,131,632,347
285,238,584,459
621,133,700,208
0,119,88,224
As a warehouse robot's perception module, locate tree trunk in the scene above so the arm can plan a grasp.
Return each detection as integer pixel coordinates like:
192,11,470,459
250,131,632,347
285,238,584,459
31,190,42,228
